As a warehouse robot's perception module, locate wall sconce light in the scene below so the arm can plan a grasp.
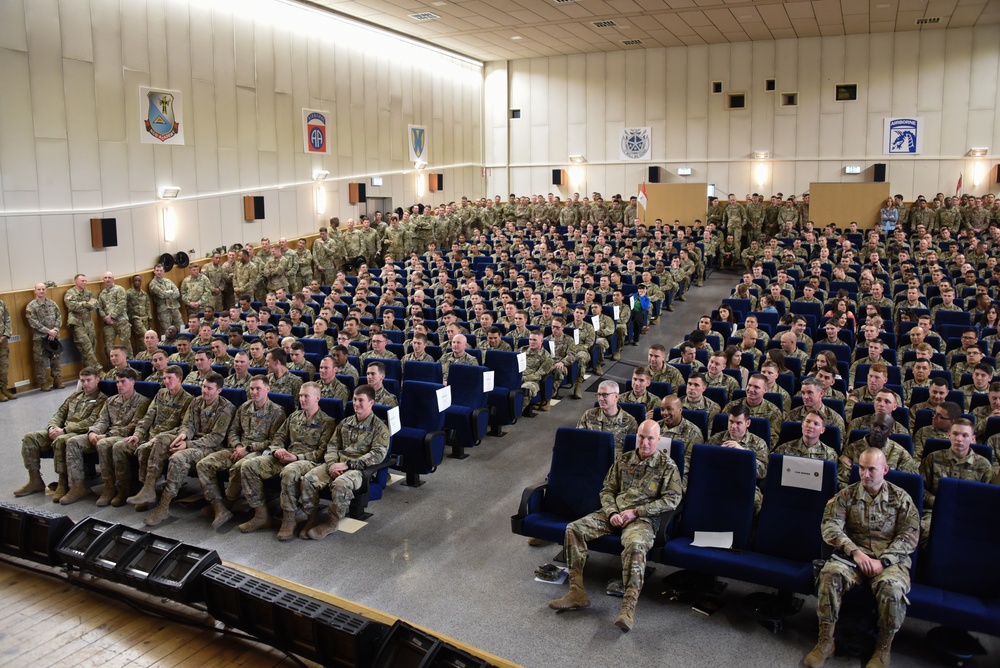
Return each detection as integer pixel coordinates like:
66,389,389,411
569,155,586,163
313,170,329,181
755,162,769,187
158,186,180,200
569,166,584,188
753,150,769,160
162,207,176,242
968,147,989,157
677,167,692,176
315,187,326,215
415,172,426,197
974,161,985,187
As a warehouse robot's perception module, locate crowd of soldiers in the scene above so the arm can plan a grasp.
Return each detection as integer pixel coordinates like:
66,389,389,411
6,187,1000,659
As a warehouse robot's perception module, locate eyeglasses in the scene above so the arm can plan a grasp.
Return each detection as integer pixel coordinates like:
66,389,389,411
596,392,618,398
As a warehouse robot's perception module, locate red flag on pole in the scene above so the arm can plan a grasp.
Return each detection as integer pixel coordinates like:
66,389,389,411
637,182,647,210
956,172,963,196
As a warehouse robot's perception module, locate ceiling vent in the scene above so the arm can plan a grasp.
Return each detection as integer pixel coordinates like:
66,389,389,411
591,20,619,28
621,39,644,46
409,12,441,21
914,17,940,25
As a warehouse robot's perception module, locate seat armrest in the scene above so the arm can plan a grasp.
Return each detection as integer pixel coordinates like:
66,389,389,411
516,482,548,517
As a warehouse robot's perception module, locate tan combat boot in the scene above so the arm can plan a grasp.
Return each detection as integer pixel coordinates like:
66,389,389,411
0,391,7,402
210,499,233,530
14,470,45,497
239,505,271,533
51,375,63,389
59,480,90,505
615,587,639,632
127,463,162,505
307,505,342,540
298,511,319,539
571,377,583,400
548,569,590,611
51,473,69,503
276,510,298,541
95,476,116,507
1,386,16,400
143,491,174,526
111,471,131,507
866,629,895,668
803,621,836,668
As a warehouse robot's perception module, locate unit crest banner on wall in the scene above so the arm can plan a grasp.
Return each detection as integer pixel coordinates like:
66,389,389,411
620,127,651,161
883,117,922,155
303,109,332,154
409,125,428,163
140,87,185,145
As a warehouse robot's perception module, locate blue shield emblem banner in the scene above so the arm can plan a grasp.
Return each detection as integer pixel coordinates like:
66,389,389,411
140,87,185,144
883,117,922,155
408,124,428,162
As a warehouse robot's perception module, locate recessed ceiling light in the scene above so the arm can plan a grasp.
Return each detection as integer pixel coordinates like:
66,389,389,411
431,1,447,5
511,35,522,40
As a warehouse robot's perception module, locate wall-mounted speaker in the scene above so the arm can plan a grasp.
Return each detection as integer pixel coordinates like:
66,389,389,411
873,163,887,183
90,218,119,248
349,183,368,204
243,196,265,221
552,169,565,186
428,174,444,192
994,164,1000,184
648,166,661,184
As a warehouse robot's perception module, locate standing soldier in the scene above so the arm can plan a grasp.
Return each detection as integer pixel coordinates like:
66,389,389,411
180,263,213,319
358,219,380,265
197,375,286,529
64,273,101,369
126,275,151,351
232,249,259,303
26,283,63,390
149,262,183,330
328,218,347,276
202,252,227,313
296,238,314,287
706,197,724,229
341,218,362,267
298,383,390,540
220,249,238,309
60,367,149,505
129,372,235,526
778,197,800,231
763,195,781,237
16,367,105,500
0,297,13,402
262,244,292,293
312,226,335,285
745,193,765,245
239,382,336,540
721,194,747,259
383,216,406,263
97,272,132,359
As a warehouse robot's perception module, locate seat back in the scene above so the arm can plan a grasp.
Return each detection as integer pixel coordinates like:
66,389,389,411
542,428,616,519
484,350,524,389
402,360,444,384
318,397,345,422
754,455,838,561
400,381,446,432
921,478,1000,596
268,392,296,415
446,365,488,408
220,388,247,408
676,444,757,549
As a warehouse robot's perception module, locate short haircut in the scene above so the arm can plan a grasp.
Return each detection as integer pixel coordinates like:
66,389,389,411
952,417,974,431
598,380,620,394
268,348,289,366
353,383,376,402
164,365,184,380
203,372,225,388
366,360,386,375
632,366,650,379
929,376,949,388
869,363,888,376
729,403,750,419
803,408,827,426
115,367,138,382
649,343,667,354
938,401,962,420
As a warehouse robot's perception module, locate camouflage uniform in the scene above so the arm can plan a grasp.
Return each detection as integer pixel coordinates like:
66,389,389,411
180,272,213,317
65,391,149,483
0,299,10,393
224,372,254,390
708,430,769,511
97,282,132,359
232,260,260,300
311,238,336,285
721,202,747,258
564,448,682,601
149,276,183,330
658,417,706,477
520,347,554,401
237,407,333,511
64,286,101,369
815,481,919,633
22,388,106,476
620,390,660,414
577,407,639,454
720,398,783,448
142,395,235,499
201,262,227,312
118,387,193,482
912,426,949,460
838,440,918,489
705,371,739,397
786,404,846,439
773,437,837,463
919,448,993,537
262,253,292,292
268,370,303,399
25,296,62,386
299,412,390,516
317,378,351,401
648,364,685,393
126,286,151,341
196,398,286,503
295,247,314,290
680,395,720,422
439,350,478,384
373,386,398,407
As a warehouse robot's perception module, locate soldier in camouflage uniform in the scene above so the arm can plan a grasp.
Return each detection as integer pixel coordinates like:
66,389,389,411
609,291,631,359
197,375,286,529
232,250,260,302
804,448,919,668
744,193,765,245
657,395,705,477
358,219,380,265
364,361,398,407
180,263,213,319
312,227,336,285
919,418,993,543
299,384,390,540
113,366,192,505
25,283,62,389
570,306,601,374
149,263,183,331
126,275,151,348
294,238,314,289
202,253,227,313
549,419,682,632
588,302,614,370
15,367,105,500
0,296,11,401
267,348,304,399
129,372,234,526
97,272,132,359
262,245,292,293
316,355,351,401
721,194,747,259
65,273,102,369
839,412,917,489
61,367,149,505
647,345,685,392
721,374,783,448
708,405,769,512
773,409,837,462
440,333,478,384
547,318,589,399
520,331,554,410
224,350,255,390
577,380,639,454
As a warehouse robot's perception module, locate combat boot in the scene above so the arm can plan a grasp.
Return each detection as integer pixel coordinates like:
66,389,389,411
14,470,45,497
128,460,163,505
210,499,233,530
111,471,131,507
548,569,590,611
276,510,298,541
537,400,551,411
571,377,583,400
143,491,174,526
803,621,836,667
866,629,895,668
615,587,639,632
95,476,115,507
299,511,319,539
307,505,342,540
2,386,16,400
39,379,53,391
239,505,271,533
51,473,69,503
0,391,7,402
594,364,604,376
52,375,63,389
59,480,90,505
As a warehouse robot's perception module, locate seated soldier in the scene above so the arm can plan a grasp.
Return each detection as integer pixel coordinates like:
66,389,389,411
619,366,661,420
913,401,961,459
578,380,638,454
708,405,768,512
774,409,837,462
839,412,918,489
681,372,720,422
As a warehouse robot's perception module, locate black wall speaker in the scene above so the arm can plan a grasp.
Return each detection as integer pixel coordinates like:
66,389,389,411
873,163,887,183
648,166,661,183
254,195,265,219
90,218,119,248
552,169,564,186
357,182,367,203
995,164,1000,184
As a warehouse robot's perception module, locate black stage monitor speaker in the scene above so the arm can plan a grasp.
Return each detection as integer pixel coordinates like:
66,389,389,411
147,543,220,603
873,163,887,182
649,166,661,183
0,502,75,566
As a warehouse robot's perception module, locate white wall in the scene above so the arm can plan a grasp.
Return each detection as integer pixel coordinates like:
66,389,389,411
485,28,1000,204
0,0,483,291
